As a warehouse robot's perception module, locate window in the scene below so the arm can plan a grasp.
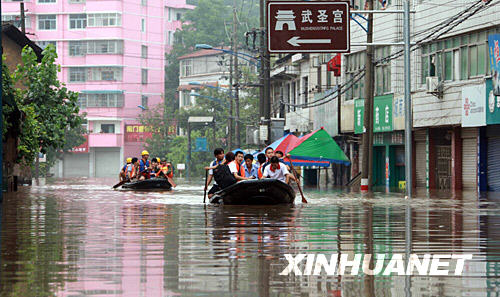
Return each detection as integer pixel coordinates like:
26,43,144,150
69,67,86,82
69,14,86,29
176,13,182,21
421,30,490,83
37,41,57,51
69,0,85,3
141,69,148,84
181,59,192,76
345,51,365,100
2,15,32,29
87,13,121,27
89,67,122,81
141,0,146,5
100,124,115,134
141,95,148,108
38,0,56,3
141,45,148,59
181,91,191,107
141,18,146,32
86,40,123,54
374,47,391,95
79,93,124,108
38,15,56,30
69,41,86,56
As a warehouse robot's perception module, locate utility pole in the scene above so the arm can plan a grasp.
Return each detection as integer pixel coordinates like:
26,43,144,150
259,0,271,145
233,5,241,148
404,0,413,198
20,2,26,34
361,0,374,192
228,44,234,150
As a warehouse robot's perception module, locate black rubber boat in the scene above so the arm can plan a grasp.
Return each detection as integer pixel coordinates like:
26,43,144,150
210,179,295,205
121,178,172,190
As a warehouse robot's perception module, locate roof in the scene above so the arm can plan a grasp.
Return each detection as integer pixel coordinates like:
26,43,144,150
2,23,43,62
177,48,226,60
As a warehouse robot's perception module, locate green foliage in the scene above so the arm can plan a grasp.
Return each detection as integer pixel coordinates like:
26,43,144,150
2,60,16,139
7,45,85,169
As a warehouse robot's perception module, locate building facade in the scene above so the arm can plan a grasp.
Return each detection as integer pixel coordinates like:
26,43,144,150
1,0,193,177
271,0,500,192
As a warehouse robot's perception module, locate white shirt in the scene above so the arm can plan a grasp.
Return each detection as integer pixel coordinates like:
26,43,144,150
263,163,290,182
228,161,238,174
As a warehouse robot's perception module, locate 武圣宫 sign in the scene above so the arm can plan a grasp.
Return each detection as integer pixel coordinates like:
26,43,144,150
267,1,350,53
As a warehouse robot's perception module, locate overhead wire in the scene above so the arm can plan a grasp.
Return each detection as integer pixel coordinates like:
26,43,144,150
281,0,495,109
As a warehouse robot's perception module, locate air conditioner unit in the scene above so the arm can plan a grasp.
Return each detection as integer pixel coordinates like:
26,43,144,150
426,76,438,93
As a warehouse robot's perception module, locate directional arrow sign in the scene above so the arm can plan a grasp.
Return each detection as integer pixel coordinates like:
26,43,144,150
287,36,332,47
268,1,350,53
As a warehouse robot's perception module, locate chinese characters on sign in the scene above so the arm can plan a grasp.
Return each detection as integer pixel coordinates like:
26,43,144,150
268,2,350,53
125,122,177,143
70,135,89,153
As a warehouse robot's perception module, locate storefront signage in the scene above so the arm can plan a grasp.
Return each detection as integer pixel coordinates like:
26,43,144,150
486,78,500,124
461,84,486,127
393,95,405,130
354,94,394,134
70,135,89,153
125,125,153,142
488,34,500,96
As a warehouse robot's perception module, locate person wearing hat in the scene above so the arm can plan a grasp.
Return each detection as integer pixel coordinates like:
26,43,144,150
138,150,151,180
119,157,136,182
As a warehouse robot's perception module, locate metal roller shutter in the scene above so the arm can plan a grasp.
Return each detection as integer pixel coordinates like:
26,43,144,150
414,130,427,188
462,131,477,190
63,153,89,177
488,137,500,192
95,148,121,178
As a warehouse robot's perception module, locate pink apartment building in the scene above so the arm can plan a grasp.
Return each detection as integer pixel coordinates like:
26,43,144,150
1,0,194,177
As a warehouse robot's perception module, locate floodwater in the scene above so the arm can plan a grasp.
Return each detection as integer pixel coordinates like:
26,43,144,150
1,178,500,297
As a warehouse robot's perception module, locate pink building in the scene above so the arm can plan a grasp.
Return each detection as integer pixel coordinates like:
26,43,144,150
1,0,194,177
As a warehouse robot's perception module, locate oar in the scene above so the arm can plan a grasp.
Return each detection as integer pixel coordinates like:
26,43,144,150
112,179,128,189
203,169,208,203
286,154,308,204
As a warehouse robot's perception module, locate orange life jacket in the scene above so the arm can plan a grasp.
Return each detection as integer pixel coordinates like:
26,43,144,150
156,165,173,178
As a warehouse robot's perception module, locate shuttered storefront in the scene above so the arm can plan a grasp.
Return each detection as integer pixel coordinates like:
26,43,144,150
95,148,121,178
414,130,427,188
488,137,500,192
64,153,89,177
461,128,478,190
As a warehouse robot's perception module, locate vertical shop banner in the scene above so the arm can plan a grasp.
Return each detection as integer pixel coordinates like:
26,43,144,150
373,94,393,132
462,84,486,127
354,99,365,134
486,78,500,124
393,95,405,130
488,34,500,96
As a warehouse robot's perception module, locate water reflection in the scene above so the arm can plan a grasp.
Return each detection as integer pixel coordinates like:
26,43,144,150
0,179,499,296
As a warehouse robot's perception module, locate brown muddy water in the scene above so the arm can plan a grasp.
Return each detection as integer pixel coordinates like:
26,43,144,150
1,178,499,297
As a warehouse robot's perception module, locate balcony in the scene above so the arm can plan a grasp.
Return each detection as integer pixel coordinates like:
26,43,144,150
88,133,123,148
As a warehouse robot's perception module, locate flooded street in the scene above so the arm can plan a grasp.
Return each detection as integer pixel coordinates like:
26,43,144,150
1,179,500,297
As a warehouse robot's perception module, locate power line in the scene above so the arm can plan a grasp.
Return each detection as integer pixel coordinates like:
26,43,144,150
281,0,494,109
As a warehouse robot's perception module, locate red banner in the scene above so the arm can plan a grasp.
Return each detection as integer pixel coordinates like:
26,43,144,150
125,125,153,142
70,135,89,153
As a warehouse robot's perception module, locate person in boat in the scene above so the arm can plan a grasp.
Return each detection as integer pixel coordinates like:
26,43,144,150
119,157,134,182
205,148,225,199
231,151,252,181
256,153,267,179
243,154,259,179
263,156,295,184
259,147,275,175
156,160,173,178
131,157,139,180
275,150,291,171
138,150,152,180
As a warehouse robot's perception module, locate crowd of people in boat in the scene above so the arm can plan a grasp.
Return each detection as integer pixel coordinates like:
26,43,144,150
204,147,296,199
119,150,174,182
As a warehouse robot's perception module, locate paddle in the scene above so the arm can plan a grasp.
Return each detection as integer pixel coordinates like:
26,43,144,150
203,169,208,203
286,154,308,204
112,179,129,189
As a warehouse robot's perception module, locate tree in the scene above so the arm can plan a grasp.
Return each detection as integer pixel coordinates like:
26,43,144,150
11,45,84,169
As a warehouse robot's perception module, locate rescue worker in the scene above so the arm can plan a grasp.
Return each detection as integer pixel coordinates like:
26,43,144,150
263,156,296,184
205,148,225,199
229,151,253,181
256,153,267,179
119,157,133,182
138,150,151,180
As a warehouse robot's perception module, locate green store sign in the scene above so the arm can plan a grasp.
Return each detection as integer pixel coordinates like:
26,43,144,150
486,79,500,125
354,94,394,134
